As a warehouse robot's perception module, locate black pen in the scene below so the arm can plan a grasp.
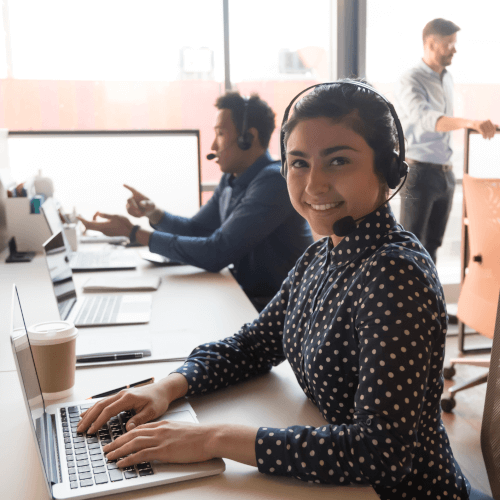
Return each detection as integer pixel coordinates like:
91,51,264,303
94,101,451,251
87,377,155,399
77,353,144,363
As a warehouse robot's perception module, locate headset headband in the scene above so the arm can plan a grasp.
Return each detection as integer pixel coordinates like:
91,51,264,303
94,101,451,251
279,80,406,183
237,97,252,151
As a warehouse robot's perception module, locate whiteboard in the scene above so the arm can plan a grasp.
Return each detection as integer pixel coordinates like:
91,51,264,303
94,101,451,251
7,131,201,225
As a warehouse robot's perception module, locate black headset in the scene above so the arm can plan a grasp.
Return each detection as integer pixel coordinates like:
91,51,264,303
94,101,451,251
279,80,409,237
280,80,408,189
237,97,253,151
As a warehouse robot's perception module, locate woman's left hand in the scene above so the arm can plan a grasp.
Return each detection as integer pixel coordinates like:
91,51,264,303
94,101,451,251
103,421,216,467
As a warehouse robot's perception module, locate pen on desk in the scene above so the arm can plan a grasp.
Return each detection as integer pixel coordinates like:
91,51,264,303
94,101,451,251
77,353,144,364
86,377,155,399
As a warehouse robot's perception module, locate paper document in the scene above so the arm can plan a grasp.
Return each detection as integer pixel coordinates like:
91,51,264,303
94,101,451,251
83,275,161,292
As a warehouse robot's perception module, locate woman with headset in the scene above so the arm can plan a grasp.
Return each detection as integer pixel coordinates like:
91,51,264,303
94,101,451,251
78,80,471,499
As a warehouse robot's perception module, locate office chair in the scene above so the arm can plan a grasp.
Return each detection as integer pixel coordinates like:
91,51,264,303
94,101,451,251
479,291,500,500
441,175,500,413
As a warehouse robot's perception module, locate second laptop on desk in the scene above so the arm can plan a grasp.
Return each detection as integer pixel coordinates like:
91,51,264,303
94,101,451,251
41,198,136,271
43,231,152,327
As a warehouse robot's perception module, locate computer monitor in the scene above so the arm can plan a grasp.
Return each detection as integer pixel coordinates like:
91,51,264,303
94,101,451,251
7,130,201,221
0,129,11,251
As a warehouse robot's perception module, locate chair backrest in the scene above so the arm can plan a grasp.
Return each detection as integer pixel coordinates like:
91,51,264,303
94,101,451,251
457,175,500,338
481,291,500,498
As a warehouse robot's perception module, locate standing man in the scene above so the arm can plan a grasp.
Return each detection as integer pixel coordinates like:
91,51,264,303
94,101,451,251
79,92,313,311
395,18,496,263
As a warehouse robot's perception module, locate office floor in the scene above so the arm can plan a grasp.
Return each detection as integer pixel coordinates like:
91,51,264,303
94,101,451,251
442,327,492,496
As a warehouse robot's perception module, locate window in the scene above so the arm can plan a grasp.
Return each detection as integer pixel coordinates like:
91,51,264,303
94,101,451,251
229,0,333,160
2,1,338,209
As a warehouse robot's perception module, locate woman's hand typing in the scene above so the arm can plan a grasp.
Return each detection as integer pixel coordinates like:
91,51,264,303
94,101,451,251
77,373,189,435
103,421,258,468
103,421,217,467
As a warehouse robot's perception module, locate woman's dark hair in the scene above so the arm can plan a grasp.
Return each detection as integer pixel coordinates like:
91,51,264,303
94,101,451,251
282,79,399,190
215,92,276,149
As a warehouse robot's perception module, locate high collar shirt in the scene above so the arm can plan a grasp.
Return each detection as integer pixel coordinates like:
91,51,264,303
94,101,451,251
149,152,313,298
175,204,470,499
394,59,454,165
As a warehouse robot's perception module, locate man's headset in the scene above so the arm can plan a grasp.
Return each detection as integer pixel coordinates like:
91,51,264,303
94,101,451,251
280,80,409,237
207,96,253,160
237,97,253,151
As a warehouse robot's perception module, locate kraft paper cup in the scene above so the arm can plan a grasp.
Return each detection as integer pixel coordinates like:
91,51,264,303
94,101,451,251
28,321,78,400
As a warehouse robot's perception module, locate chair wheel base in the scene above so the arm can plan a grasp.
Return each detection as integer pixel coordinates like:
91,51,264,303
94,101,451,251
443,366,456,380
441,398,456,413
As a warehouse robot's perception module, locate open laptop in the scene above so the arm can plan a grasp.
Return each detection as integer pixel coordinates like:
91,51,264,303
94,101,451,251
41,198,136,271
10,285,225,500
43,231,152,327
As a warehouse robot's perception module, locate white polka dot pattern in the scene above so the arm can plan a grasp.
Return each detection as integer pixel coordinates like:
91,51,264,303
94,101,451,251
174,204,470,499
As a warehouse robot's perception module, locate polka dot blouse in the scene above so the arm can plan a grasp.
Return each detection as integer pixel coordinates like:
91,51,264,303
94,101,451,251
175,204,470,500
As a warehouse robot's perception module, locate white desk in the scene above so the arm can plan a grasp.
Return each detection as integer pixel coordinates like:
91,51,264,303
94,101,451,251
0,247,378,500
0,247,258,372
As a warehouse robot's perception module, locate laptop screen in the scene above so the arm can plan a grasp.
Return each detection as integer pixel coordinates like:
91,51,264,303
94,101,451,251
41,197,64,236
43,231,77,318
10,285,50,486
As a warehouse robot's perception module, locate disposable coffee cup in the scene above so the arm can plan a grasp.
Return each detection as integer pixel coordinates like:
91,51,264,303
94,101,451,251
27,321,78,400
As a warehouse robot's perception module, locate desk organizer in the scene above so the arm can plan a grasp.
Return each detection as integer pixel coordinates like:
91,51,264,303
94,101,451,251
5,197,51,252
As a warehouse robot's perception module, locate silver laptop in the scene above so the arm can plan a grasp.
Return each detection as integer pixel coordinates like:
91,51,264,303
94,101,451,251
43,231,152,327
41,198,136,271
10,285,225,500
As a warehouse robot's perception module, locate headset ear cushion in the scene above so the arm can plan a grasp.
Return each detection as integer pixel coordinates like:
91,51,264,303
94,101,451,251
385,151,402,190
237,132,253,151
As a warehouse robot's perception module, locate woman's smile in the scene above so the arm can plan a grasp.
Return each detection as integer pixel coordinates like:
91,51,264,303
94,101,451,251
307,201,344,211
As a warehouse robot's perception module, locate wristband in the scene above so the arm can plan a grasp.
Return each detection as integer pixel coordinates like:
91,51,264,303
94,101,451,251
129,225,141,245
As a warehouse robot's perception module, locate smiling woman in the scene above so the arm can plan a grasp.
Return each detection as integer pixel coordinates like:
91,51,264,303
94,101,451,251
77,80,471,500
285,118,382,243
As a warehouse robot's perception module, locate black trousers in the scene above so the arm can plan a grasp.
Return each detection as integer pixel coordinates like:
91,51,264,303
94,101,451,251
399,160,456,264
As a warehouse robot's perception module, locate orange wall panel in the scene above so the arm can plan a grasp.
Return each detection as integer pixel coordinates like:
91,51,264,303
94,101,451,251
2,79,42,130
57,81,78,130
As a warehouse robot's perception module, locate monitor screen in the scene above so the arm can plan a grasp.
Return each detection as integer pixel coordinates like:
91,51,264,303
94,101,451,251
41,197,64,236
10,285,49,485
43,231,77,317
7,130,201,222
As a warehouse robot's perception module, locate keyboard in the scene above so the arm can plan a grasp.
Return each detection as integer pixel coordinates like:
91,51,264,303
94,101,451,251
61,404,154,490
71,252,111,268
74,295,122,326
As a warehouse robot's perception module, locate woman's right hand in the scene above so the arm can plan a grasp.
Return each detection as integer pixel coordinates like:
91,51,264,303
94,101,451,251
77,374,188,434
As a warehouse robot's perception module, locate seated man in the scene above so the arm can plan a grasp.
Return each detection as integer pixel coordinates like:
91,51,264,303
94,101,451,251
79,92,313,311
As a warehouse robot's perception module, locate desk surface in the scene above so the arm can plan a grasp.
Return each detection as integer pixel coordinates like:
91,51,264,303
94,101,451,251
0,246,378,500
0,247,258,372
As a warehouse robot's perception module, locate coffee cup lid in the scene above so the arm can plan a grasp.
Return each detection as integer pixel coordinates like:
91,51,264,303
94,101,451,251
27,321,78,346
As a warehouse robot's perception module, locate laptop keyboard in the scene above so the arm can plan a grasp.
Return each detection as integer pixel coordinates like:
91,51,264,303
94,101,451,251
71,252,111,268
75,295,122,325
61,404,154,490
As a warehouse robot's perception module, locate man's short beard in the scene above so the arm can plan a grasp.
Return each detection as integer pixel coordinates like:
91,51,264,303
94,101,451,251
439,55,453,67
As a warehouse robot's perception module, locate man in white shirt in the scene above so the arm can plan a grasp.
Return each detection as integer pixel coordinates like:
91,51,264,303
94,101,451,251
395,18,496,263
